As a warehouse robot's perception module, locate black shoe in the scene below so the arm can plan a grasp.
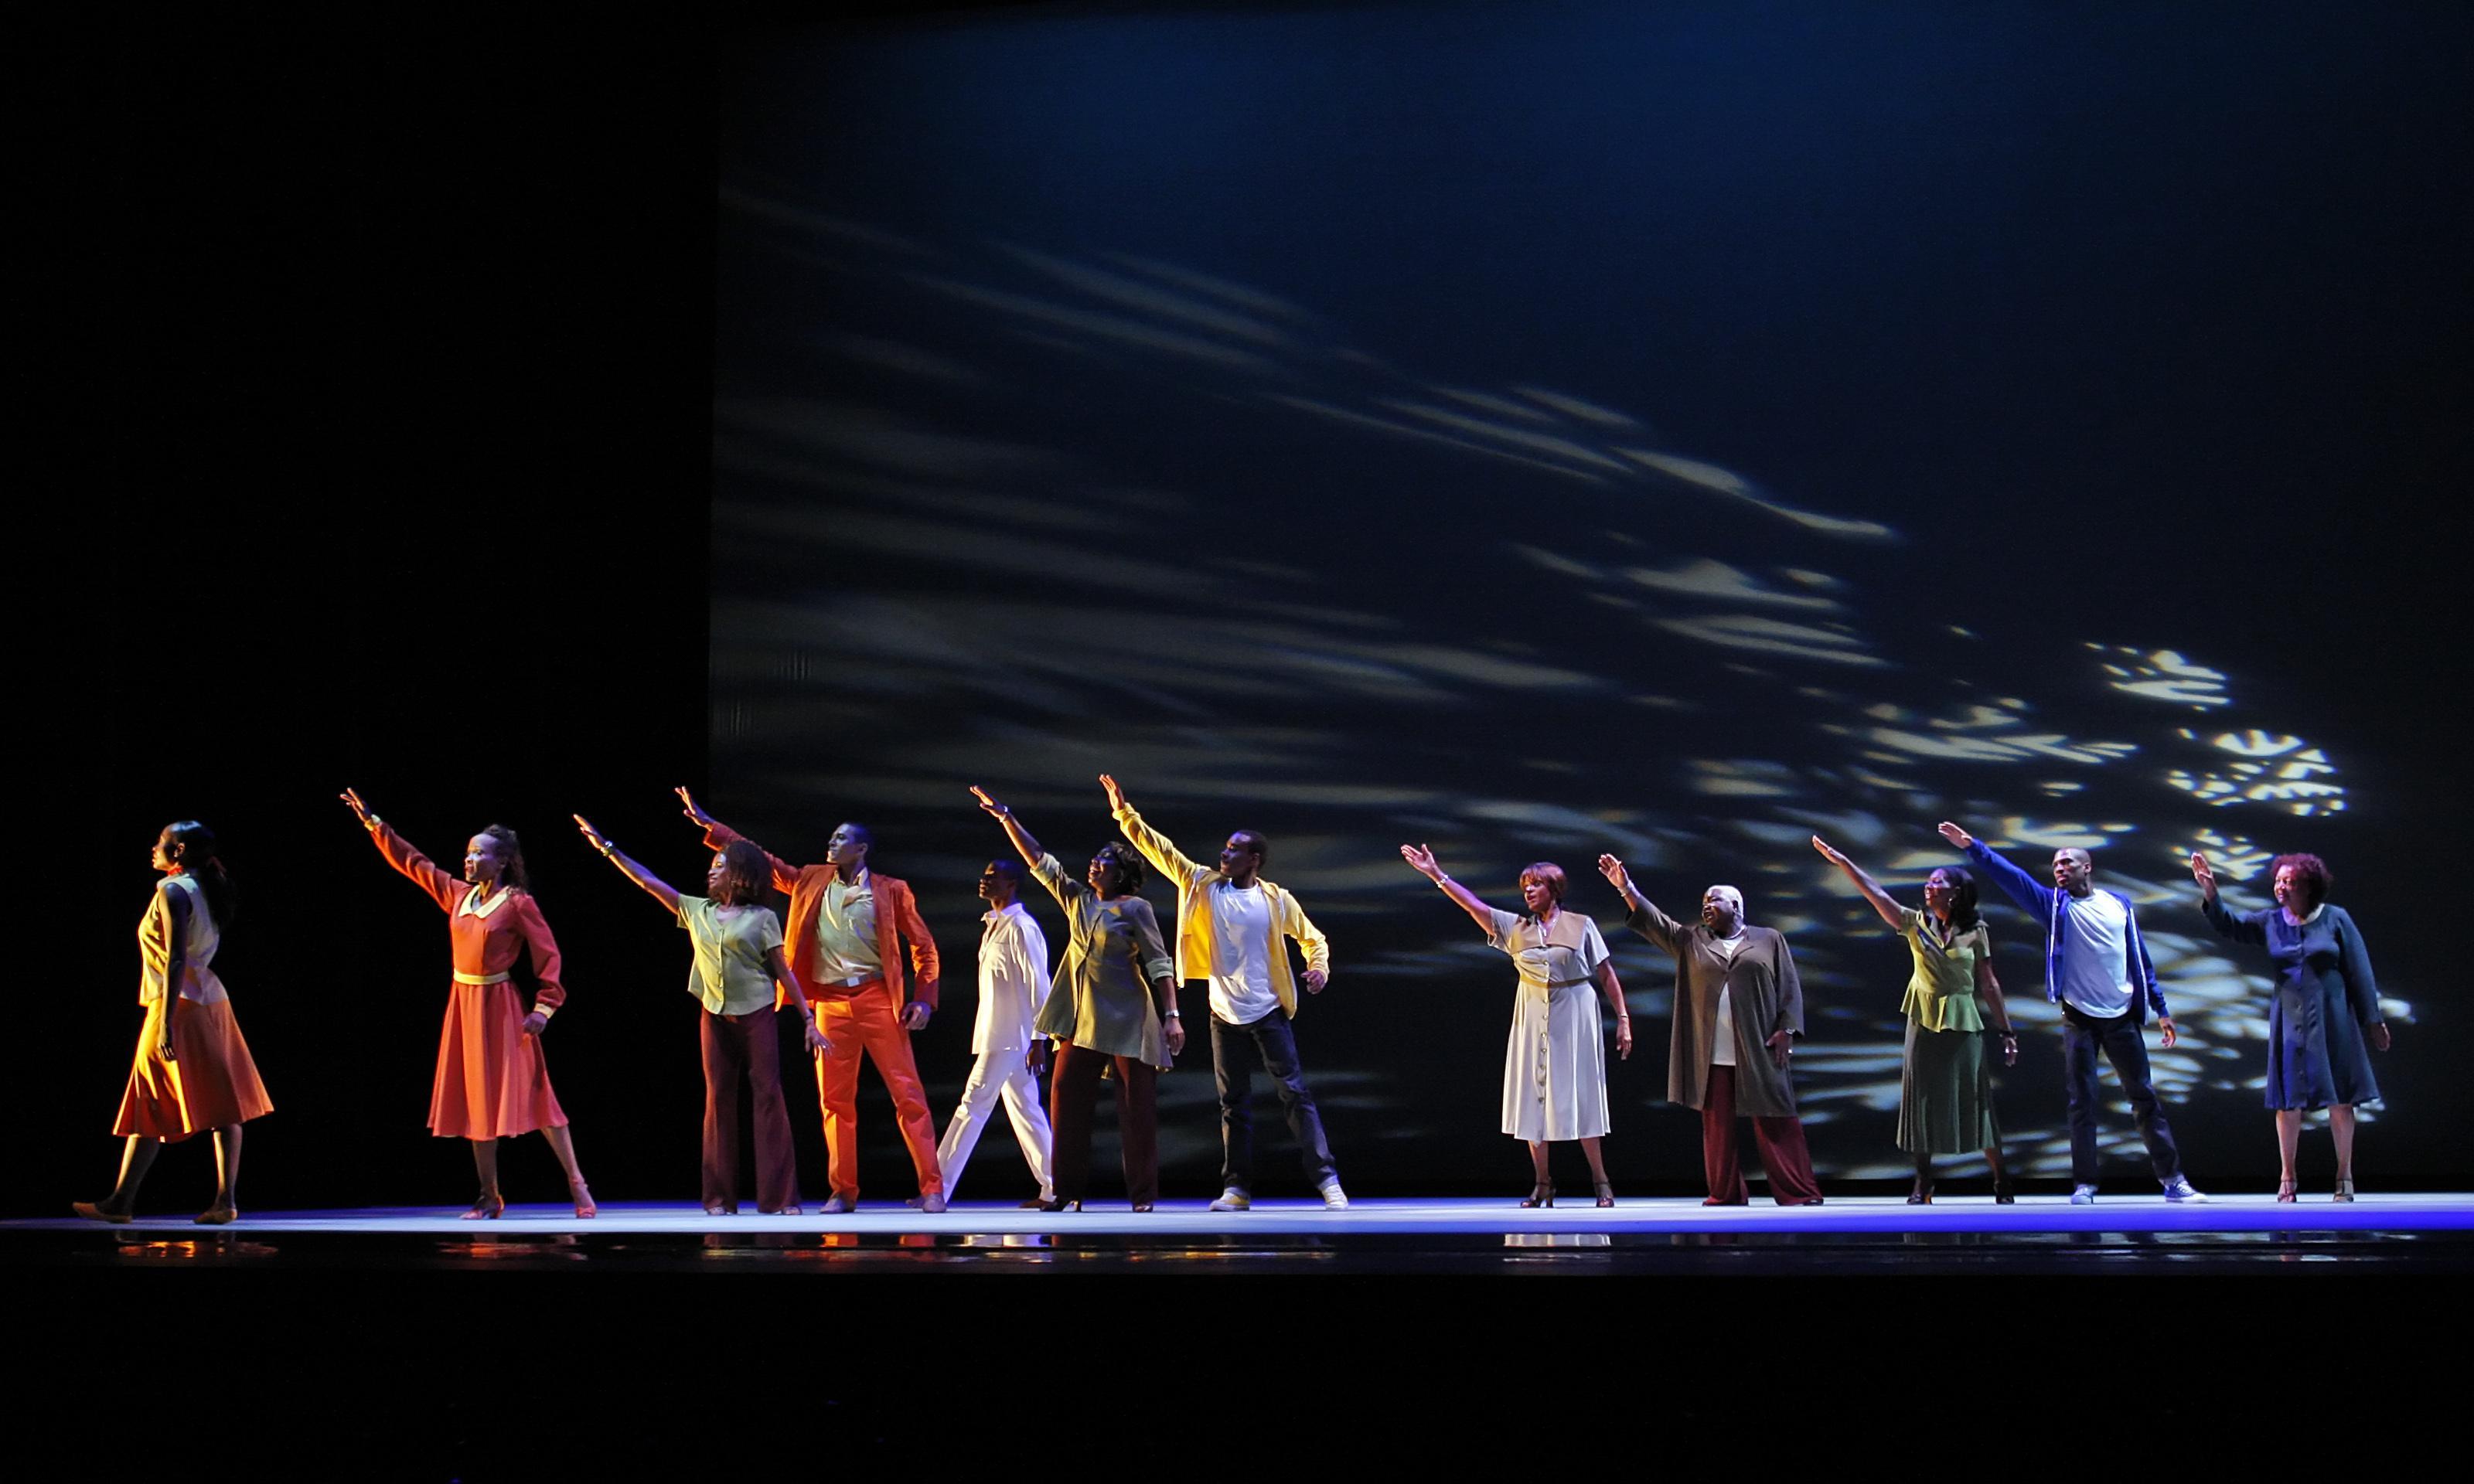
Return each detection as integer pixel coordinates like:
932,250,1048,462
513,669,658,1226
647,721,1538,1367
1520,1182,1555,1208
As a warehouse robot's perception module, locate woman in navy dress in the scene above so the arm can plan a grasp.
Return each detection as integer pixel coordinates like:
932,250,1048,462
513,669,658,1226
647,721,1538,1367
2190,851,2391,1201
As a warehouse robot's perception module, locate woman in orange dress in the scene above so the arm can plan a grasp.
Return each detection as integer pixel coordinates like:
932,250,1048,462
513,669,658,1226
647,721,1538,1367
76,822,273,1224
343,788,594,1218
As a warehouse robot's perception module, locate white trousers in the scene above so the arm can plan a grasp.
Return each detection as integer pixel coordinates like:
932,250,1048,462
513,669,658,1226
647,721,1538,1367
935,1049,1054,1200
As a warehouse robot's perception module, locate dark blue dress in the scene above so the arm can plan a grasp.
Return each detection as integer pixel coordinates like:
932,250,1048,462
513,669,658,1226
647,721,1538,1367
2200,897,2383,1110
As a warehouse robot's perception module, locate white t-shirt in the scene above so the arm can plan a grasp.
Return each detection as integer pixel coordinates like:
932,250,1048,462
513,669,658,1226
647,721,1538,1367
2059,890,2134,1017
1709,931,1746,1067
1208,883,1280,1025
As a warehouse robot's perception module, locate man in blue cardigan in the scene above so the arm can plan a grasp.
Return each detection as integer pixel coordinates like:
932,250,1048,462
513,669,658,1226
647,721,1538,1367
1937,822,2205,1203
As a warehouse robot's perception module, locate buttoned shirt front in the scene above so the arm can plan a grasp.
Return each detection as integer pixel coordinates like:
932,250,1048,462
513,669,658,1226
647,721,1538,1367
974,902,1052,1054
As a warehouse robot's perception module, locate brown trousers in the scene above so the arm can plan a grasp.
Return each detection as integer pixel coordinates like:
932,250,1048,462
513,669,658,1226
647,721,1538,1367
1048,1040,1159,1206
1701,1064,1823,1205
701,1008,801,1213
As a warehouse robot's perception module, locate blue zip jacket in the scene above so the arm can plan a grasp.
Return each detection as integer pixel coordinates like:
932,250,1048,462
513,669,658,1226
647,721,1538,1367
1965,840,2168,1023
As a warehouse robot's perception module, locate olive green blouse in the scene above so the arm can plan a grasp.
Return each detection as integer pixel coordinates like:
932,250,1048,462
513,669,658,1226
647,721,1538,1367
1898,907,1991,1033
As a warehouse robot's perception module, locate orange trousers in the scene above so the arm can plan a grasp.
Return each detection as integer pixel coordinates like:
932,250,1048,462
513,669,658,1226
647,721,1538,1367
812,982,943,1198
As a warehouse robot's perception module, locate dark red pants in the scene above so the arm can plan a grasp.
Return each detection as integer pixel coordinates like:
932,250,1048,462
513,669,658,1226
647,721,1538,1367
701,1008,801,1213
1701,1064,1822,1205
1048,1040,1158,1206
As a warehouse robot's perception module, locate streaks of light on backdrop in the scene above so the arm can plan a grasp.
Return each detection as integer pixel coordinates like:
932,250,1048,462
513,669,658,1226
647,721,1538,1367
714,190,2405,1179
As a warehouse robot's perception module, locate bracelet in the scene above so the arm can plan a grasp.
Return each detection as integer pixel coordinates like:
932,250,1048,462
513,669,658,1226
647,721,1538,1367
1434,875,1453,888
598,842,615,858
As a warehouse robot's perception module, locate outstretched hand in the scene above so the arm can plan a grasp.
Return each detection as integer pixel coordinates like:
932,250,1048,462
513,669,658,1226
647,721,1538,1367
340,787,374,825
1810,835,1847,866
573,814,612,854
1937,821,1975,850
969,785,1011,819
2189,851,2218,898
676,786,715,829
1399,843,1442,880
1099,774,1128,812
1595,853,1631,893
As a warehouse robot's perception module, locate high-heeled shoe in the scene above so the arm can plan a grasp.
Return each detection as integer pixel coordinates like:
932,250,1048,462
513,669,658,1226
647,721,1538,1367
1593,1181,1615,1208
2334,1178,2356,1203
1993,1179,2016,1205
1033,1197,1082,1213
195,1204,237,1226
1520,1182,1555,1209
2276,1176,2299,1203
1907,1178,1934,1206
570,1181,597,1220
462,1193,506,1220
72,1200,132,1225
1130,1202,1155,1213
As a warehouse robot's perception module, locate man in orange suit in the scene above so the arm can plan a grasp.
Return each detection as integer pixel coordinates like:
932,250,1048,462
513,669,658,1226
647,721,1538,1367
679,789,945,1213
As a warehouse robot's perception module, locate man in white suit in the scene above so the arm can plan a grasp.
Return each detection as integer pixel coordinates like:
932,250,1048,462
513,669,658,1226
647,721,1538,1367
929,858,1056,1206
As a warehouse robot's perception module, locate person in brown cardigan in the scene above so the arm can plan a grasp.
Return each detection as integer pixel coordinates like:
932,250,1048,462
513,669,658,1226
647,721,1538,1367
1597,854,1823,1207
677,788,945,1213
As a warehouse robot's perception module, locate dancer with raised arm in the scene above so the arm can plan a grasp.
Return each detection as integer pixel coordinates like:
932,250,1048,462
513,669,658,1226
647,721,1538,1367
2191,850,2390,1201
973,787,1180,1212
929,857,1057,1207
574,815,829,1215
676,788,945,1213
1597,855,1821,1207
1399,845,1631,1207
1939,821,2203,1203
77,822,271,1225
342,788,594,1218
1811,836,2017,1203
1103,774,1346,1211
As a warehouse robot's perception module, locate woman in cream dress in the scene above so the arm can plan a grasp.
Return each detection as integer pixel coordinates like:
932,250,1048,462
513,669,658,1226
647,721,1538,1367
1400,846,1631,1207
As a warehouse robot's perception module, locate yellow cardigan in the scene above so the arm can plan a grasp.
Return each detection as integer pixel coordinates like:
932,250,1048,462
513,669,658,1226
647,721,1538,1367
1112,805,1331,1018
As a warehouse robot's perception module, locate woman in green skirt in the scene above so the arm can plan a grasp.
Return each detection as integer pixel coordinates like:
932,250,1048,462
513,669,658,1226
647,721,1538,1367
1812,836,2017,1203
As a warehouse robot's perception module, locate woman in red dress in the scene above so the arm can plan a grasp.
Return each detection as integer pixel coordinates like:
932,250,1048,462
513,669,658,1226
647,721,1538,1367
76,822,272,1224
343,788,594,1218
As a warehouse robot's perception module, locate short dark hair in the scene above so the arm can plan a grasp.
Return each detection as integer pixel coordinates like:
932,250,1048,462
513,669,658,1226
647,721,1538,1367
985,859,1025,884
2271,853,2333,909
1519,862,1568,903
837,822,874,849
1229,830,1268,866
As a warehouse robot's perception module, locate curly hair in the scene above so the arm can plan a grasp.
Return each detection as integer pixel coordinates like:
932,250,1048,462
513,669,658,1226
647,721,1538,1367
714,839,772,906
1093,841,1147,894
2271,853,2333,910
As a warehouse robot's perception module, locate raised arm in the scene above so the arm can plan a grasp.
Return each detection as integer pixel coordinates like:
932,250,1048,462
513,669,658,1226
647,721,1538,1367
1811,836,1907,930
1099,774,1208,887
2190,852,2268,945
971,786,1048,873
1596,854,1682,953
343,787,462,911
1938,821,2052,916
1400,843,1496,932
574,814,680,914
676,786,802,893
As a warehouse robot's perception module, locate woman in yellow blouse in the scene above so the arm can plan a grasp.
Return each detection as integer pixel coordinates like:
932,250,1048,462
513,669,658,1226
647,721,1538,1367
1813,836,2016,1203
575,816,828,1214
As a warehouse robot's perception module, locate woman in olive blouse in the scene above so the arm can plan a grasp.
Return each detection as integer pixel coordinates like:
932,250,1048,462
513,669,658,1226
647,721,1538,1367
1813,836,2016,1203
972,787,1182,1212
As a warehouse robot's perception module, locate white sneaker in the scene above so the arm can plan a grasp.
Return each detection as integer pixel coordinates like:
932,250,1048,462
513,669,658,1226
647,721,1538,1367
1317,1179,1349,1210
2070,1184,2098,1204
1208,1188,1251,1211
2162,1177,2209,1203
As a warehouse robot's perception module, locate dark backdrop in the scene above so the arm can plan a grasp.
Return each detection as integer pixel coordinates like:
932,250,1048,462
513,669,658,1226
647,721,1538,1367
34,3,2474,1221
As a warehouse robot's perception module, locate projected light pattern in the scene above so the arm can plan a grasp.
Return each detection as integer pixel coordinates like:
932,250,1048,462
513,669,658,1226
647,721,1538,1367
714,196,2411,1183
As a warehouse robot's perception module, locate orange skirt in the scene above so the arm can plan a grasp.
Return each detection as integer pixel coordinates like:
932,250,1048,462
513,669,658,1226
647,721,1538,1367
114,997,274,1141
428,981,567,1139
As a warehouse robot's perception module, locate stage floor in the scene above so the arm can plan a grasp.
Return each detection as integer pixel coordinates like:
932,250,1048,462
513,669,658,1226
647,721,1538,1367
10,1193,2471,1274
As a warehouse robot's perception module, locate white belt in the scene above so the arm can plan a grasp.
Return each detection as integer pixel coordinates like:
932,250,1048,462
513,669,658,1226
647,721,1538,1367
454,970,511,986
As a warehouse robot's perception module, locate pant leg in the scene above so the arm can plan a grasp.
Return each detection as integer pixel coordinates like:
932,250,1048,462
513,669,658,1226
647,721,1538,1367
813,997,864,1197
1048,1040,1103,1203
2097,1016,2184,1181
1701,1064,1748,1204
744,1009,801,1212
935,1051,1012,1201
1114,1056,1160,1207
2060,1009,2106,1185
1250,1009,1338,1187
850,985,946,1195
1749,1113,1823,1204
1211,1014,1256,1194
997,1055,1055,1198
699,1009,745,1210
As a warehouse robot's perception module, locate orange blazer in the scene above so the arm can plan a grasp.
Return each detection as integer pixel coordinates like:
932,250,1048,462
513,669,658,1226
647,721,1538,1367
704,819,941,1011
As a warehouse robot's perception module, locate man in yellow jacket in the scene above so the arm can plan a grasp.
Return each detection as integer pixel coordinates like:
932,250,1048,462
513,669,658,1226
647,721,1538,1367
1102,774,1347,1210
